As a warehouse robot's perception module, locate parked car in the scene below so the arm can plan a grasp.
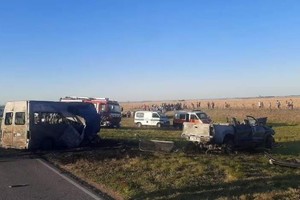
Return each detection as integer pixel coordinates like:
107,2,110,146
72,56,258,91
134,111,170,128
173,110,211,129
182,115,275,153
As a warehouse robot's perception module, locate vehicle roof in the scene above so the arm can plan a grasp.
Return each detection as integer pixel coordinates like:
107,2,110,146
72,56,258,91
175,110,206,114
135,110,161,113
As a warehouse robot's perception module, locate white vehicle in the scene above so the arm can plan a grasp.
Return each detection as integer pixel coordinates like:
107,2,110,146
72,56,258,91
134,111,170,128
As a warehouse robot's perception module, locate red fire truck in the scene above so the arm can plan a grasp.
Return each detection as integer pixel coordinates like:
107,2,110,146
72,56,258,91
60,96,122,128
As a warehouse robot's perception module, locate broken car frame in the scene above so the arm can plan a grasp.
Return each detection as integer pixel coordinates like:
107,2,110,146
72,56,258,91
181,116,275,153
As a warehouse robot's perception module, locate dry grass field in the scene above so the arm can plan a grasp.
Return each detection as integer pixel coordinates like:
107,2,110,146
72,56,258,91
43,97,300,200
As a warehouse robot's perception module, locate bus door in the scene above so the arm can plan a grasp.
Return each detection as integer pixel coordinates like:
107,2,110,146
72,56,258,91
1,102,28,149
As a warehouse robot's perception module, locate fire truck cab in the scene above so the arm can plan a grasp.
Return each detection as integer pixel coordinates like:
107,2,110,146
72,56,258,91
60,96,122,128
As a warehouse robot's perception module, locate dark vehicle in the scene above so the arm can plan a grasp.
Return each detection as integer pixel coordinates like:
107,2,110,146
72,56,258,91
173,110,211,129
60,96,121,128
182,116,275,153
1,101,101,150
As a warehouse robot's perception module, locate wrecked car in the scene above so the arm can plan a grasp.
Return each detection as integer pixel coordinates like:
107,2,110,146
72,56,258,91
0,101,100,150
181,116,275,153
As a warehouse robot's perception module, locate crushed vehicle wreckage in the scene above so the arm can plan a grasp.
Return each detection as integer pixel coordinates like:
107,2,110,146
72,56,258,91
0,101,101,150
181,116,275,153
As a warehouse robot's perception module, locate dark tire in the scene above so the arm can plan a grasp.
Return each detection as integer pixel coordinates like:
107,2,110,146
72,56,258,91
136,122,142,128
157,123,162,128
265,136,274,149
222,138,234,154
40,138,54,151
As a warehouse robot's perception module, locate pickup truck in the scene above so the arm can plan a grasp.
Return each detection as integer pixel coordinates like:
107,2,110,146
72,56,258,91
181,116,275,153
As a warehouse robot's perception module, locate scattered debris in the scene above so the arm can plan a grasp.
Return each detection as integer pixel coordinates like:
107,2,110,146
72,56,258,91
9,184,29,188
139,139,175,153
266,153,300,168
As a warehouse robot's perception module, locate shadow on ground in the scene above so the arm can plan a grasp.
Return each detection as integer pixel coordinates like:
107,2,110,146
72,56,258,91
133,174,300,200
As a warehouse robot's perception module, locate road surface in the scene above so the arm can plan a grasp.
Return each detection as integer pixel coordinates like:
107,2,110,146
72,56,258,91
0,152,105,200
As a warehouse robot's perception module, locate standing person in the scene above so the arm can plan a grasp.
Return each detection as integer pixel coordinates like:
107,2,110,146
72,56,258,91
224,102,229,109
258,101,262,109
211,101,215,109
276,100,281,109
289,99,294,110
191,103,195,109
207,102,210,109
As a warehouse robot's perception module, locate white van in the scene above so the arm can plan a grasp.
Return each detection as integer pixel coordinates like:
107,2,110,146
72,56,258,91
134,111,170,128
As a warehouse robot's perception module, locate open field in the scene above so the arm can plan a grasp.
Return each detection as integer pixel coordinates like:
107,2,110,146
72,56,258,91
43,107,300,200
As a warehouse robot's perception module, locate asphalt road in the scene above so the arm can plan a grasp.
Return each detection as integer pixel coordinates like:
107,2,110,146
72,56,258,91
0,152,104,200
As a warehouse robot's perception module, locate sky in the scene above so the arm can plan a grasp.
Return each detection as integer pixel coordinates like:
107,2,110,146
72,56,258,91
0,0,300,104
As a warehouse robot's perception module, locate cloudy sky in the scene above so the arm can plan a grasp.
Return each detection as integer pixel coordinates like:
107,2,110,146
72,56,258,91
0,0,299,104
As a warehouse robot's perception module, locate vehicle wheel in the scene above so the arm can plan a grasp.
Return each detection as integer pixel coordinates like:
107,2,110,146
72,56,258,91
136,122,142,128
222,138,234,154
40,138,54,151
157,123,162,128
265,136,274,149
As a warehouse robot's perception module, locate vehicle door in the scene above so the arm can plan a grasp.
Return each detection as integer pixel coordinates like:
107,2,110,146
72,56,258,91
247,116,265,144
151,112,160,126
190,114,198,123
142,112,150,125
234,124,252,147
3,102,28,149
134,112,144,125
179,113,187,125
1,109,14,148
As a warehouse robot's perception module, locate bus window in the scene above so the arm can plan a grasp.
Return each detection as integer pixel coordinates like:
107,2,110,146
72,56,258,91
15,112,25,125
5,112,13,125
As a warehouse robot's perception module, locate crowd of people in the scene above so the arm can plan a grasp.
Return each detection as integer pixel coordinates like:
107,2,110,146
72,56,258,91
256,99,294,110
135,101,219,112
128,99,296,113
